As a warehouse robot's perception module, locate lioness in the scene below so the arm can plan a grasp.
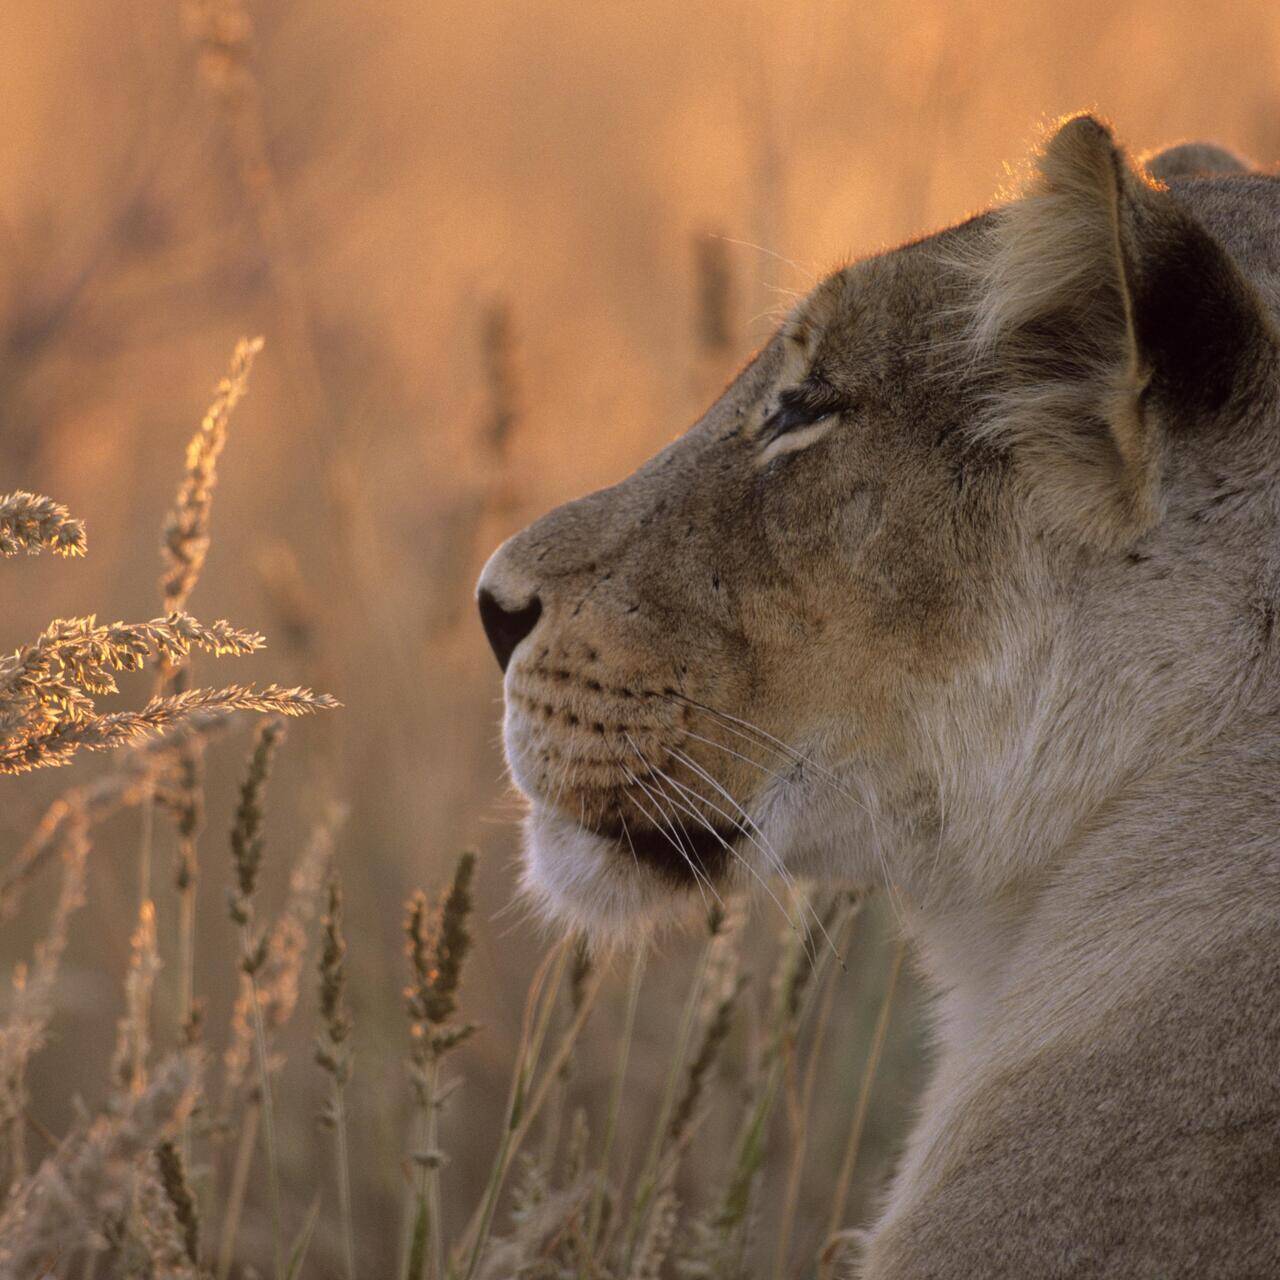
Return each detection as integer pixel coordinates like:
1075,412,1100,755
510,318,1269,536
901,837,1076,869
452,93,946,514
477,116,1280,1277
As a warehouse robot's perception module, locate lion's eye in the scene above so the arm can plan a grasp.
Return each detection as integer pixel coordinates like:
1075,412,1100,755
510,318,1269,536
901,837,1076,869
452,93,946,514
761,386,846,444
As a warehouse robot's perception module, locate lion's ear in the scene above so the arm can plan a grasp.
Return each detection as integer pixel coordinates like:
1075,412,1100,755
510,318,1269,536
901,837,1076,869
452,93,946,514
1143,141,1250,182
972,114,1272,548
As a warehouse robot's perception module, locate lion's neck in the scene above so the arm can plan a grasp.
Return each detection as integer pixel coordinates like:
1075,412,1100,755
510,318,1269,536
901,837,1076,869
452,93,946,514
908,711,1280,1065
880,716,1280,1223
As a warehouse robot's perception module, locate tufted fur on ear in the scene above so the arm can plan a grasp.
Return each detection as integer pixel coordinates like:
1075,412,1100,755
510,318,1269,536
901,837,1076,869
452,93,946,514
969,114,1273,549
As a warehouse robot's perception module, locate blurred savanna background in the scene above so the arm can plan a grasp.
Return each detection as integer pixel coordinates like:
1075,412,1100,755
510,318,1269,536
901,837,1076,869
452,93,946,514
3,1,1279,1275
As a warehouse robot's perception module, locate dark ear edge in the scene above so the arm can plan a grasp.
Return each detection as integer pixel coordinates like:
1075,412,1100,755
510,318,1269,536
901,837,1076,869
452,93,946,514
1128,188,1274,419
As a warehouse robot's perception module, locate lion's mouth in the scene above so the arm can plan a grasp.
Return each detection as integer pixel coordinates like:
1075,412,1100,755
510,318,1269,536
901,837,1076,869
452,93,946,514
505,665,752,888
584,810,738,886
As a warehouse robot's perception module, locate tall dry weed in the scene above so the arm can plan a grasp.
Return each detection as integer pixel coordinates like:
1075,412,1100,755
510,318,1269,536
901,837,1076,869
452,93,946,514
0,345,337,1278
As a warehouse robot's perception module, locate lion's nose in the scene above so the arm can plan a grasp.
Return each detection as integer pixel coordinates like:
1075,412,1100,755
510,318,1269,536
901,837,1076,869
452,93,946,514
477,586,542,673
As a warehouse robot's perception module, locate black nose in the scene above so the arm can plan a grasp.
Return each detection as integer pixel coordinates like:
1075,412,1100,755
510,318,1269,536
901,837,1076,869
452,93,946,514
477,588,542,673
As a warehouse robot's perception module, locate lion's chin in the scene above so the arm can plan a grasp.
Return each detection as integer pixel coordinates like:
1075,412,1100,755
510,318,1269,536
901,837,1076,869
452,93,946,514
519,804,694,946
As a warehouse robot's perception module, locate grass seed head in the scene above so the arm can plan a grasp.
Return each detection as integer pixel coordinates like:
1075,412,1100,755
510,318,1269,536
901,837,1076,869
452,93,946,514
229,717,285,920
155,1138,200,1266
161,336,264,613
404,851,476,1030
318,873,352,1053
668,973,749,1149
112,900,162,1096
0,490,87,558
0,615,329,777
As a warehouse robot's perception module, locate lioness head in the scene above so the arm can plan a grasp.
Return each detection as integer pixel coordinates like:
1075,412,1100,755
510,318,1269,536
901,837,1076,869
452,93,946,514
478,116,1279,937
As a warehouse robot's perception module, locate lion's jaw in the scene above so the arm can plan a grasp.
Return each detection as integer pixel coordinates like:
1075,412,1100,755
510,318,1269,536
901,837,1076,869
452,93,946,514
491,529,887,938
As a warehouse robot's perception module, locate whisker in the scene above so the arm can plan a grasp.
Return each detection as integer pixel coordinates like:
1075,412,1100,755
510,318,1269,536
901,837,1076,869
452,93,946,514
660,691,881,823
678,725,797,787
613,752,720,908
641,764,715,894
662,690,831,774
616,808,642,877
651,765,808,950
665,742,793,882
630,744,804,946
665,744,837,962
658,691,820,773
708,233,818,283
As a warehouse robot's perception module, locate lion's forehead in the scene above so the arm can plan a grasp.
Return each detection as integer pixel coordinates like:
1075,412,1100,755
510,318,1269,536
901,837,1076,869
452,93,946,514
772,233,988,416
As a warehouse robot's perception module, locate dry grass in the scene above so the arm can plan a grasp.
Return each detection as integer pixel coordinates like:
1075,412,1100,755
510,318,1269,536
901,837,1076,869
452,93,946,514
0,344,341,1275
0,492,87,560
162,337,265,616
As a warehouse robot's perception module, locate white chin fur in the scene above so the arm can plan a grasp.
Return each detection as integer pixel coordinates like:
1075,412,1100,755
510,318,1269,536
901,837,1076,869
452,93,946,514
519,805,692,945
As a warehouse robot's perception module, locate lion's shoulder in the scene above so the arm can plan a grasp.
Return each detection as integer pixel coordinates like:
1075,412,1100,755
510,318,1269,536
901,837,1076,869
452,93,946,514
866,920,1280,1279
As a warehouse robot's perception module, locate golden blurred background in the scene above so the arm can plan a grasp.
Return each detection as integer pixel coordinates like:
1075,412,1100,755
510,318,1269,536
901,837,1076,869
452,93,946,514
3,0,1278,1273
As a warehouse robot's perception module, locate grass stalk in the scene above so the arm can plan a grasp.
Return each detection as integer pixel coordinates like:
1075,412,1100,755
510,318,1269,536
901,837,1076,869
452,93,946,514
400,856,478,1278
331,1075,357,1280
243,943,286,1280
454,939,606,1280
137,780,155,911
773,907,861,1279
424,1054,443,1280
402,1054,443,1280
175,868,196,1237
173,742,201,1163
620,934,715,1270
823,938,907,1251
585,946,647,1254
716,893,857,1271
454,942,567,1280
535,938,592,1178
178,879,196,1026
401,1103,427,1276
216,1099,261,1280
177,870,197,1062
124,899,159,1097
225,718,286,1278
317,871,357,1280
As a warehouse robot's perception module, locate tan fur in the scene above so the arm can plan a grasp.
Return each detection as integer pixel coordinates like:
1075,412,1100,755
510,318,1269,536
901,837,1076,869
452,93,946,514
479,115,1280,1276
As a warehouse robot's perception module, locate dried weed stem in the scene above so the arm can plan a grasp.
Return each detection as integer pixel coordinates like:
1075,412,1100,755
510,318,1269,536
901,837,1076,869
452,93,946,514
161,337,264,615
822,937,907,1265
227,719,287,1280
403,852,477,1280
0,809,89,1191
316,872,356,1280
